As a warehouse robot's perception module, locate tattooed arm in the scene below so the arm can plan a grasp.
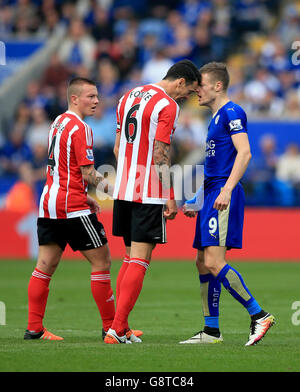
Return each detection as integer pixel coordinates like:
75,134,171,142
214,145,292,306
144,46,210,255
80,164,103,187
80,164,113,196
153,140,177,220
153,140,173,190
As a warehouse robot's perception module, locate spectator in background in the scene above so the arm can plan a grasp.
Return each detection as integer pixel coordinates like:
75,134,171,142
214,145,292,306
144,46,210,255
0,124,32,178
227,65,245,103
276,68,298,100
165,19,193,62
5,138,48,213
246,134,278,205
12,0,40,36
110,27,139,79
89,5,113,42
59,1,77,26
141,47,174,84
95,59,121,110
112,5,138,39
0,4,14,38
46,82,68,122
211,0,231,61
277,4,300,49
189,21,212,66
91,5,114,63
243,68,280,115
23,81,49,110
22,139,48,205
112,0,148,20
283,90,300,118
41,53,70,109
232,0,270,36
42,53,70,88
12,16,34,38
36,9,62,38
137,32,161,66
26,106,50,148
14,0,39,23
262,35,291,75
276,143,300,187
165,9,184,39
58,18,97,73
245,134,296,206
4,162,37,214
178,0,211,27
39,0,61,21
13,102,32,135
137,5,170,47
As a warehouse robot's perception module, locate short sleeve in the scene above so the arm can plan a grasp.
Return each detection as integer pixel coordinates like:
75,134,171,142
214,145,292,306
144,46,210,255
116,95,124,134
116,107,121,133
226,106,247,135
73,124,94,166
154,102,179,145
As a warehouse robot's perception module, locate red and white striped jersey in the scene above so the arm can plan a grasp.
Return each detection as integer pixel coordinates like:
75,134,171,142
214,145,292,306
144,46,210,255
113,84,180,204
39,110,94,219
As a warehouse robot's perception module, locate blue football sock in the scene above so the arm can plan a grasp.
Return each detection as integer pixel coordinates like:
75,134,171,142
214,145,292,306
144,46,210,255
216,264,261,315
199,273,221,329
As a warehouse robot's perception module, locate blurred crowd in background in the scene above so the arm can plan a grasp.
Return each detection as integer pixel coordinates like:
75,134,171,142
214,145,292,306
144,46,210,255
1,0,300,211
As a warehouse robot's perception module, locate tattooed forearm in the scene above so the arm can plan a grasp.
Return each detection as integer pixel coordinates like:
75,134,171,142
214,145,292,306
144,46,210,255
80,164,103,187
154,140,170,166
153,140,173,189
80,164,114,196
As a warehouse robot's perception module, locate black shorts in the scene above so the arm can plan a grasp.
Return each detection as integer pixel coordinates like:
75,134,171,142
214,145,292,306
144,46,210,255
113,199,167,247
37,213,108,251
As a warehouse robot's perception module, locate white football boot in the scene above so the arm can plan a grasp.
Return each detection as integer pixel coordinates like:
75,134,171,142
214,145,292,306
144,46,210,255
245,313,275,346
179,330,223,344
104,328,132,344
125,329,142,343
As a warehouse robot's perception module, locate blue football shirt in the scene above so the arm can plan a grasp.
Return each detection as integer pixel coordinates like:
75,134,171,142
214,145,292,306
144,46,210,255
205,101,247,179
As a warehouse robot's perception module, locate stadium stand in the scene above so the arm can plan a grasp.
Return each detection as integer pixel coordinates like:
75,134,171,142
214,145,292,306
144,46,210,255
1,0,300,208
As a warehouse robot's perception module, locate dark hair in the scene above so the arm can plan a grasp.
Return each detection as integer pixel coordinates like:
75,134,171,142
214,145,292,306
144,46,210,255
67,77,96,102
163,59,201,85
199,62,230,91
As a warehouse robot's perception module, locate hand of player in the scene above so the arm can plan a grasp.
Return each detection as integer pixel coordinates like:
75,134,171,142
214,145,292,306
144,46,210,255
213,188,231,211
87,195,101,214
182,203,197,218
163,200,178,220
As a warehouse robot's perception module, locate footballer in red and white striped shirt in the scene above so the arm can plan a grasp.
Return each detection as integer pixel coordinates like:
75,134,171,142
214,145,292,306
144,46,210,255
25,78,118,342
39,110,95,219
106,60,201,344
113,84,180,204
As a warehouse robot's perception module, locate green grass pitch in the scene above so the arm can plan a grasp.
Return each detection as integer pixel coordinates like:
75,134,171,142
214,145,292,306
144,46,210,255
1,259,300,372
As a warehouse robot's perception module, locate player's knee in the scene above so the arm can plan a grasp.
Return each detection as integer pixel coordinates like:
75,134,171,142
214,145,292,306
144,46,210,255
97,255,112,271
203,258,214,273
37,258,59,275
195,251,205,271
204,256,224,276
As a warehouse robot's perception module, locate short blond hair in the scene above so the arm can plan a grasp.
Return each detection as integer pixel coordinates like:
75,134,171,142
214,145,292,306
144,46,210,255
67,77,96,103
199,62,229,91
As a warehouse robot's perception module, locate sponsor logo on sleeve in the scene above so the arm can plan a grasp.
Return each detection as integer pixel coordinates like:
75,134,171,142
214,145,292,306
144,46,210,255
229,119,243,131
86,149,94,161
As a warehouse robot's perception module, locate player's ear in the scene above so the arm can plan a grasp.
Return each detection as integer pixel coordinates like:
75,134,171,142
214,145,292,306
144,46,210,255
70,94,79,106
215,81,223,92
177,77,185,88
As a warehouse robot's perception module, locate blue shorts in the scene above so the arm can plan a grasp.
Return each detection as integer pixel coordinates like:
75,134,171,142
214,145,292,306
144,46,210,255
193,180,245,250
